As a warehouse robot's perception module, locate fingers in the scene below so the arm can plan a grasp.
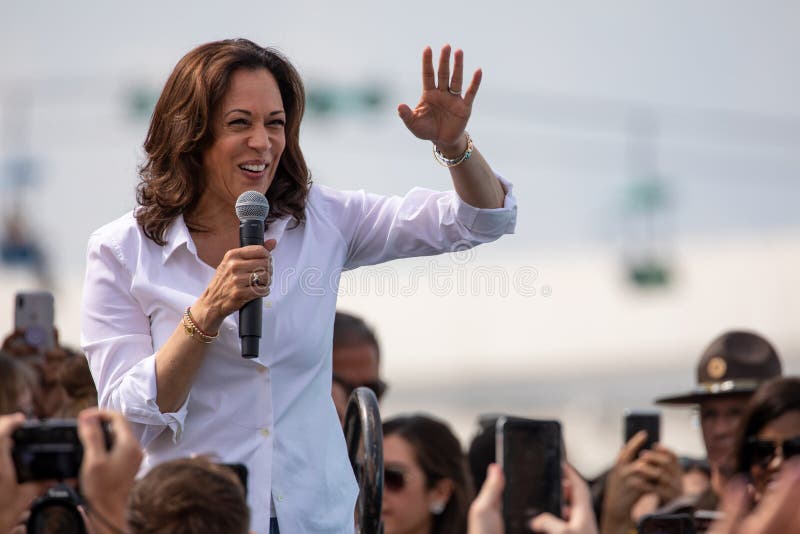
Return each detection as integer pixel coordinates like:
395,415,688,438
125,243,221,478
78,409,109,465
421,46,435,91
743,457,800,533
563,463,595,525
618,430,649,464
530,512,568,534
449,49,464,94
467,464,505,534
104,410,141,460
397,104,414,127
474,463,504,508
78,408,143,472
234,244,273,260
464,68,482,107
437,44,451,92
0,412,25,441
708,476,748,534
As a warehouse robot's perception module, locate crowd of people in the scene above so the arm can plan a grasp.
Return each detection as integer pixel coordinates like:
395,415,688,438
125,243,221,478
1,316,797,534
0,36,797,534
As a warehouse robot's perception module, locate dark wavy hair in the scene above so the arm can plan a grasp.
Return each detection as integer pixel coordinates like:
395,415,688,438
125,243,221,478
736,376,800,474
383,414,474,534
136,38,309,244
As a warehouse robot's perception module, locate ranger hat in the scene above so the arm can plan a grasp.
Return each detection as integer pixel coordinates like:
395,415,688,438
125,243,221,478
656,330,782,405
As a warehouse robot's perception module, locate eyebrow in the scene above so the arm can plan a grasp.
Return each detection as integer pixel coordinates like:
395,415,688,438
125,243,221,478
223,109,285,118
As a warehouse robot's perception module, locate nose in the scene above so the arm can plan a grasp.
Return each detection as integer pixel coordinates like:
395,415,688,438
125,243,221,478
767,445,785,471
248,125,270,152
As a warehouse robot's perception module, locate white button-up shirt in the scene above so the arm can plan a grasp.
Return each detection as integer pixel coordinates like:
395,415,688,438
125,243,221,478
81,178,516,533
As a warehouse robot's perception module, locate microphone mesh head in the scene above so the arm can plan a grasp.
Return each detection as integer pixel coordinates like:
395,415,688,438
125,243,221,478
235,191,270,222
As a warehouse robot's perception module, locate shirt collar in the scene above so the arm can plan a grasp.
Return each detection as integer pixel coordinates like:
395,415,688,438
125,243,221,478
161,213,294,265
161,214,196,264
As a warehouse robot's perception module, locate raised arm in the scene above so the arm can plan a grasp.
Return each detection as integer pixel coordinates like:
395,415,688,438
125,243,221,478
398,44,505,209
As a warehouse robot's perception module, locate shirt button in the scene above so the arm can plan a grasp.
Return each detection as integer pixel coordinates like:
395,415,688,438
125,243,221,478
260,428,270,437
258,366,268,374
263,300,272,309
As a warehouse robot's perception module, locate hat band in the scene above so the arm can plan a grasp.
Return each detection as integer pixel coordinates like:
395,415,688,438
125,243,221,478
699,379,761,394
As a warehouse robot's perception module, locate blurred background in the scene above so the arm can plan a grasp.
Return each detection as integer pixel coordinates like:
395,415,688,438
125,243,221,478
1,0,798,476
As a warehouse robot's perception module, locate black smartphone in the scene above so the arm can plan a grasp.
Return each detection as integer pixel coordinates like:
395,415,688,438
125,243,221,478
638,513,695,534
14,291,56,354
221,462,249,496
692,510,723,534
496,416,562,534
12,419,112,483
624,410,661,451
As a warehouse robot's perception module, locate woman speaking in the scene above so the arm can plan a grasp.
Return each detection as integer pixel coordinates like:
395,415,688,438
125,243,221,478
81,38,516,534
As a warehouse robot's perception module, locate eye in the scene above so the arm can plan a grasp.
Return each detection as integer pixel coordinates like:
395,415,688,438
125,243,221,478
267,118,286,127
228,118,249,127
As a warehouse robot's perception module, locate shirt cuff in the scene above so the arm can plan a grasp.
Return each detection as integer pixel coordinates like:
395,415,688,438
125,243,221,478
454,174,517,236
112,353,190,446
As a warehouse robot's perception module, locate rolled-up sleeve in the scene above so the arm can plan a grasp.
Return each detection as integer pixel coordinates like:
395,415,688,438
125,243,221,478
323,173,516,270
453,175,517,237
81,233,188,447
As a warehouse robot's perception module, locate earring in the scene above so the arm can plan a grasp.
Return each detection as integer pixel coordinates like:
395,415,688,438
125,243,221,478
429,501,445,515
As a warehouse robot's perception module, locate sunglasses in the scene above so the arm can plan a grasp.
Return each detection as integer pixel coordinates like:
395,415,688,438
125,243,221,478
384,466,407,492
747,435,800,468
332,374,387,401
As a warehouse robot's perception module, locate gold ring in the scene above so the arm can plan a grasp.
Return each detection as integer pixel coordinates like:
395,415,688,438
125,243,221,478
447,87,462,96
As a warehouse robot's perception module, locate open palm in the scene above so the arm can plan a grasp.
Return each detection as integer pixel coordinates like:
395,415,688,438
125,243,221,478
398,45,482,149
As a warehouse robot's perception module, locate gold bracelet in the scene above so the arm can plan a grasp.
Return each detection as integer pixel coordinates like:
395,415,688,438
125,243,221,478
182,307,219,344
432,132,474,168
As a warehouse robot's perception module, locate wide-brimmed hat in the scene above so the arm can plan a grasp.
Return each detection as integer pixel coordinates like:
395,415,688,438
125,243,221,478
655,330,782,405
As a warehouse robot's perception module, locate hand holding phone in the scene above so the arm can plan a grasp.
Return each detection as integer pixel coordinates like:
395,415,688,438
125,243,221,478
496,417,563,534
624,410,661,452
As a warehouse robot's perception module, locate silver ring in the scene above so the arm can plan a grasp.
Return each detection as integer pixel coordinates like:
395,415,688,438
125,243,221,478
250,271,262,286
447,87,462,96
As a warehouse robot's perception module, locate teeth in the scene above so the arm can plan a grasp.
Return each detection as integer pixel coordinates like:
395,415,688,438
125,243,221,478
240,163,266,172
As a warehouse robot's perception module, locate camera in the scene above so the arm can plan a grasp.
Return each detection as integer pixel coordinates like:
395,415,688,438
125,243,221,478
26,483,87,534
12,419,112,483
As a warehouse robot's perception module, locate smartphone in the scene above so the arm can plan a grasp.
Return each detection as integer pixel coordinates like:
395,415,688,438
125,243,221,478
221,462,249,496
692,510,723,533
496,416,562,534
14,291,56,353
638,513,695,534
624,410,660,451
12,419,112,483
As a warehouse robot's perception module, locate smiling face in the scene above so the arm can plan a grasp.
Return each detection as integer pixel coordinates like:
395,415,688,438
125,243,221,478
699,396,749,471
200,67,286,211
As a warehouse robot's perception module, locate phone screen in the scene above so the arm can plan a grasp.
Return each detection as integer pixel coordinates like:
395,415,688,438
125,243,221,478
14,291,55,353
496,417,562,534
624,410,660,451
638,513,695,534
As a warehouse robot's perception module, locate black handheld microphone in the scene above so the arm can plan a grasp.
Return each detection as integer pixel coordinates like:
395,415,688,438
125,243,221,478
235,191,269,359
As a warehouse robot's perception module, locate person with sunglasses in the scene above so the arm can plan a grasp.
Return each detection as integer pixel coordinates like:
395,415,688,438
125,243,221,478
382,414,474,534
332,311,388,425
734,376,800,505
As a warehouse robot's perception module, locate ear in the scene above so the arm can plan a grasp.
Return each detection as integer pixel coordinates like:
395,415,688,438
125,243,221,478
427,478,454,511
